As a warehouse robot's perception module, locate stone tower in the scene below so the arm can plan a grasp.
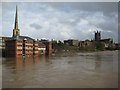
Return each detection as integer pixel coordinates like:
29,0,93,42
95,31,101,41
13,5,20,37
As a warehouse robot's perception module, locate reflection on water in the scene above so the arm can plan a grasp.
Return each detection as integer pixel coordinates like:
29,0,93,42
2,51,118,88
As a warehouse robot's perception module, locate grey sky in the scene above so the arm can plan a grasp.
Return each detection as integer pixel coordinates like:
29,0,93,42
1,0,119,2
1,2,118,42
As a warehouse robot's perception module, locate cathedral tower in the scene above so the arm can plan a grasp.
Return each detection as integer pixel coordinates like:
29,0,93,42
13,5,20,37
95,31,101,41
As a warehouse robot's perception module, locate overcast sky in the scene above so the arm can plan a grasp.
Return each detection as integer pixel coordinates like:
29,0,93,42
1,2,118,42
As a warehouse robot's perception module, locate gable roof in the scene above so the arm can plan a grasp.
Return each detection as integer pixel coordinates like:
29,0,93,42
10,36,35,41
19,36,34,41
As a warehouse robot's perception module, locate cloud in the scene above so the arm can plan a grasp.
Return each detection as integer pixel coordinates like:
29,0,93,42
30,23,42,30
2,2,118,42
0,2,2,35
1,0,119,2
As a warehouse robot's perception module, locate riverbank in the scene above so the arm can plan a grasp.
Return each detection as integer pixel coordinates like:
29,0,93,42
52,49,119,57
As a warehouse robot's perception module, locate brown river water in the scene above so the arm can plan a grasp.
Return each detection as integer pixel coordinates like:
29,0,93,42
2,51,118,88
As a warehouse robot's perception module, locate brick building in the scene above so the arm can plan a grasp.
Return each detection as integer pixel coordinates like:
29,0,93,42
5,39,22,57
40,39,52,55
0,36,12,57
5,37,39,57
38,41,46,55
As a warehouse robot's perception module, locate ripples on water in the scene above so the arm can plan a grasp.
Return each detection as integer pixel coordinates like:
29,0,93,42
2,51,118,88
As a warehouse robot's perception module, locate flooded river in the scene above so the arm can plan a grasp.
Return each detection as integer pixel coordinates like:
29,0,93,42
2,51,118,88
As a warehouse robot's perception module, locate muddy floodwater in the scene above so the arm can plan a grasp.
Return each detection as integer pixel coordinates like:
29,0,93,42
2,51,118,88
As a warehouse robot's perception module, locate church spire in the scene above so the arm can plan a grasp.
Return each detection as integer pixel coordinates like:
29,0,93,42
13,5,20,37
14,5,18,29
